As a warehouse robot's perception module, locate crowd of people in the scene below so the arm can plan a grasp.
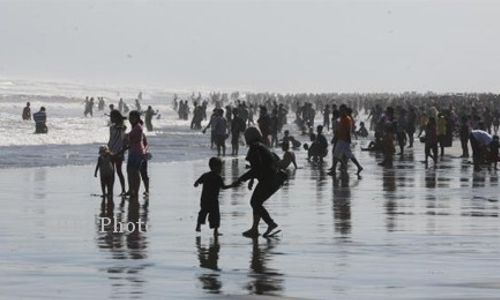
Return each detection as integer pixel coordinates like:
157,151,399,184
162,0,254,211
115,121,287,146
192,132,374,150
21,90,500,238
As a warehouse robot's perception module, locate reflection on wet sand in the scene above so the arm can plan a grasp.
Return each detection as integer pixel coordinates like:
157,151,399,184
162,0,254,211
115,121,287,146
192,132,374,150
96,197,150,297
246,237,283,296
196,236,222,294
332,173,353,236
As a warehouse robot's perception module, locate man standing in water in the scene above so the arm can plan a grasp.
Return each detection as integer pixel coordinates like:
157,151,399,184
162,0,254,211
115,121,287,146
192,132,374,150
33,107,48,134
22,102,31,120
144,106,157,132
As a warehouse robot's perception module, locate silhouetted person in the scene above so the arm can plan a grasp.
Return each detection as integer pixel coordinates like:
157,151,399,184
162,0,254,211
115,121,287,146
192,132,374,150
194,157,236,236
22,102,31,120
236,127,287,238
125,111,146,199
33,106,48,134
144,106,157,131
94,145,115,200
424,117,438,169
108,110,127,195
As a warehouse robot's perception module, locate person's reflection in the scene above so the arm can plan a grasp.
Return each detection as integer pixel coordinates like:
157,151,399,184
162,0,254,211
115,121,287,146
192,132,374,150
127,200,148,259
332,172,352,236
424,170,437,189
246,237,283,295
231,158,240,206
196,236,222,294
382,169,397,232
96,198,149,297
313,164,327,199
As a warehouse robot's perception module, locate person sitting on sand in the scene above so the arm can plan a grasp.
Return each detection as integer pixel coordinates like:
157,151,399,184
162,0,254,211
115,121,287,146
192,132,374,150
281,130,301,149
278,141,298,169
235,127,287,238
22,102,31,120
94,146,115,199
356,121,369,138
194,157,237,236
33,107,48,134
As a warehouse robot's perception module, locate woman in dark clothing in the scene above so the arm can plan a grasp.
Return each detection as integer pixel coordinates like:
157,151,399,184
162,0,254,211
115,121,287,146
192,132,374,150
236,127,286,238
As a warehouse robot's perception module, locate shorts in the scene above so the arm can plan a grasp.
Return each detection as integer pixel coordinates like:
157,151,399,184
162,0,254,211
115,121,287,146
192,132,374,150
333,140,353,160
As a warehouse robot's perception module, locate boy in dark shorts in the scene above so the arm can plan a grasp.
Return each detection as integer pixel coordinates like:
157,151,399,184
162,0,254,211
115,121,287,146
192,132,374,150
194,157,237,236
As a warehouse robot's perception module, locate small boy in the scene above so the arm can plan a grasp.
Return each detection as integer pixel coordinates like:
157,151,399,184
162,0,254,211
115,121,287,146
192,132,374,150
490,135,499,170
194,157,235,236
94,146,115,198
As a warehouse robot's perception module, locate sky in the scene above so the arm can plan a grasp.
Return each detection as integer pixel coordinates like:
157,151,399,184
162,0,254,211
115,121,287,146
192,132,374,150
1,0,500,93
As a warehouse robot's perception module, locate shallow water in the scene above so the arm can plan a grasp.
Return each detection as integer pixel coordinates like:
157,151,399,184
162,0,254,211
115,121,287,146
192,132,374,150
1,138,500,299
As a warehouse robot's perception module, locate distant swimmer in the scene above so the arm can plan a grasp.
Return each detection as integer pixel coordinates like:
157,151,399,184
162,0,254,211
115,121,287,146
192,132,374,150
22,102,31,120
33,107,48,134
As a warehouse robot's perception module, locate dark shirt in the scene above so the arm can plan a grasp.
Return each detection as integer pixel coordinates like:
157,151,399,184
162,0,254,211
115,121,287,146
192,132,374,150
240,142,278,181
195,171,224,207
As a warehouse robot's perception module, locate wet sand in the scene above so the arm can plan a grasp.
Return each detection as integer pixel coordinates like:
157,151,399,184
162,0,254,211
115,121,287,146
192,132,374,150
1,141,500,299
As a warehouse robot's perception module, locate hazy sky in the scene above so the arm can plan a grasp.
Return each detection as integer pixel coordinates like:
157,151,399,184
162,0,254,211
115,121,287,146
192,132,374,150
1,0,500,93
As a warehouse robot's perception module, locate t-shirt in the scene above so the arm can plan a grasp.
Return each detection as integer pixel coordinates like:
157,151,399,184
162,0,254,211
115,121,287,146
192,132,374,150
196,171,224,206
128,123,145,155
214,116,227,136
108,125,126,154
33,111,46,125
241,142,278,181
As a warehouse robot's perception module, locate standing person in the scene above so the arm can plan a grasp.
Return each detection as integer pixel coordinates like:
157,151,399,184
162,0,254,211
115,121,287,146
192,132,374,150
213,109,228,156
424,117,438,169
33,107,48,134
257,106,272,146
22,102,31,120
125,111,146,199
231,110,246,156
108,110,127,195
203,109,218,149
406,107,417,148
270,108,280,148
144,106,157,132
94,146,115,199
459,116,470,158
396,110,407,155
323,104,331,131
141,133,151,196
235,127,287,238
194,157,237,236
437,113,447,157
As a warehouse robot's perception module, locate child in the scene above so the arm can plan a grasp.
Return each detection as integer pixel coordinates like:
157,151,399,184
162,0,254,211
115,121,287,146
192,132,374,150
356,121,369,138
94,146,115,198
490,135,499,170
194,157,236,236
